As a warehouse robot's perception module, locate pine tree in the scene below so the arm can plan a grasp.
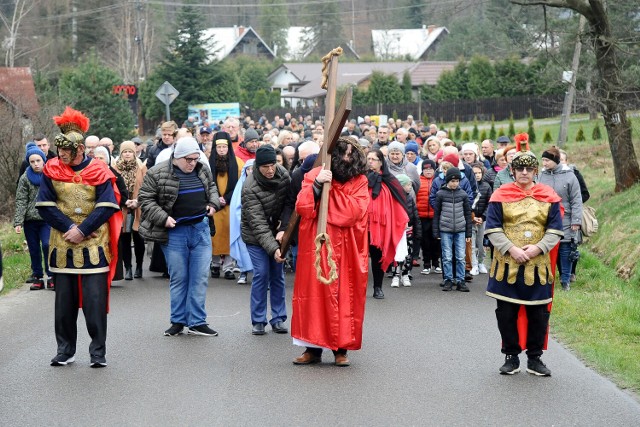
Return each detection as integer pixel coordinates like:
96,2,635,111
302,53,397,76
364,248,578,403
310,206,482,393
259,0,289,57
489,116,497,140
59,52,135,144
392,110,399,121
543,130,553,144
592,123,602,140
576,126,586,142
498,128,506,137
472,116,479,140
422,114,429,125
401,72,412,103
454,120,462,140
508,112,516,137
480,129,487,141
527,110,536,143
462,130,470,141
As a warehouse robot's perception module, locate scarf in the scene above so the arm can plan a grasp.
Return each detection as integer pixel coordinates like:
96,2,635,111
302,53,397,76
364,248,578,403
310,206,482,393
367,157,407,211
26,167,43,186
115,157,138,196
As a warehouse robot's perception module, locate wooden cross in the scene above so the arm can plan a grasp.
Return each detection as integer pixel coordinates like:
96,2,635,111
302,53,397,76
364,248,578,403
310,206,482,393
280,48,352,256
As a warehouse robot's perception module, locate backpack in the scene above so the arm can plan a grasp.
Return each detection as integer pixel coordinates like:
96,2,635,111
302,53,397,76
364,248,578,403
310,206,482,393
581,205,599,237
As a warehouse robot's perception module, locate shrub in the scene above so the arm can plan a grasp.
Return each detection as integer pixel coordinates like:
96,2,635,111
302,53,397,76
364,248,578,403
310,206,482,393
489,115,497,140
576,126,586,142
543,130,553,144
480,129,487,141
454,122,462,139
508,112,516,137
592,123,602,140
461,130,470,141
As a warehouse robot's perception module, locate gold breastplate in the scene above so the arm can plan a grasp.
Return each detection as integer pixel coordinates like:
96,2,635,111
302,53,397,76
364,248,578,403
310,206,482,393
50,179,111,268
491,198,552,286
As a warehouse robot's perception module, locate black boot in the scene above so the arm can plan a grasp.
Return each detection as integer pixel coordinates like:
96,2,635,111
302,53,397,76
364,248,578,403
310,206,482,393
134,264,143,278
125,267,133,281
373,286,384,299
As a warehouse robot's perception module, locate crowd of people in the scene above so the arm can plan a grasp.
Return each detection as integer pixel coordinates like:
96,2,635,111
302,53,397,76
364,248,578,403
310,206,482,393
12,109,590,374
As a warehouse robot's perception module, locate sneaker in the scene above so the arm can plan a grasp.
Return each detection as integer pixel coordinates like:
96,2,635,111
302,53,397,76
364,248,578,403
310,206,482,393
224,270,236,280
46,278,55,290
470,266,479,276
210,265,220,278
499,355,520,375
421,268,431,275
401,275,411,287
527,357,551,376
164,323,185,336
478,264,488,274
434,266,442,273
90,357,107,368
25,275,41,284
51,354,75,366
30,279,45,291
188,324,218,336
456,281,470,292
570,273,577,283
411,259,420,267
442,280,453,291
465,271,473,282
390,276,400,288
237,273,247,284
561,282,570,291
233,266,241,273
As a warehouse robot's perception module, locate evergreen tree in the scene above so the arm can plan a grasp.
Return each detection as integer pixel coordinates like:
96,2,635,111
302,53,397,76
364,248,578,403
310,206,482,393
301,2,343,56
543,130,553,144
422,114,429,125
138,1,240,123
258,0,289,57
462,130,470,141
392,110,399,121
366,72,403,104
527,110,536,143
405,0,425,28
454,121,462,140
480,129,487,141
576,126,586,142
436,61,468,100
498,128,506,137
401,72,413,103
467,55,496,99
508,112,516,137
58,52,135,144
489,115,497,140
592,123,602,140
472,116,479,140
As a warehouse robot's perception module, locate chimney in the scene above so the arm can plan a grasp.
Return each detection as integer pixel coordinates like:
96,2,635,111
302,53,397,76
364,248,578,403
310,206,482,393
428,25,436,34
238,26,245,37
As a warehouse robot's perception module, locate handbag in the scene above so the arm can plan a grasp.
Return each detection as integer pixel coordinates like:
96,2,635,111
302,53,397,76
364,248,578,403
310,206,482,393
581,205,598,237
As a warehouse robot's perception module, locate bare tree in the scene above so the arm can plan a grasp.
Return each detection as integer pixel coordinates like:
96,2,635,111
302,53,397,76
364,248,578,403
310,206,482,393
1,0,36,67
511,0,640,192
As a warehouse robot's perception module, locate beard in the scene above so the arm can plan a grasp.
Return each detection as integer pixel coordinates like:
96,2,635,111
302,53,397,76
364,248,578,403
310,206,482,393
215,154,229,173
332,153,363,183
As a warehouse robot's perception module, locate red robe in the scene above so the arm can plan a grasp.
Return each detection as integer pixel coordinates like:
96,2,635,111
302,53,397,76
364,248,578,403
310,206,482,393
490,182,563,350
291,167,370,351
44,157,123,311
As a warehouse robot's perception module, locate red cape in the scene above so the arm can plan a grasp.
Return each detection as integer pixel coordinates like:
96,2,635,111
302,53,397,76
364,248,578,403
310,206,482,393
44,158,123,311
492,182,563,351
291,168,370,350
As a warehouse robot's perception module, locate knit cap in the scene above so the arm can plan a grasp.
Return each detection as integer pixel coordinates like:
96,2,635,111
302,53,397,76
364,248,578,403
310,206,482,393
396,174,412,187
405,141,419,155
25,146,47,164
461,143,478,155
255,145,277,166
173,137,200,159
119,140,136,154
445,167,462,183
388,141,405,154
244,128,259,142
443,153,460,167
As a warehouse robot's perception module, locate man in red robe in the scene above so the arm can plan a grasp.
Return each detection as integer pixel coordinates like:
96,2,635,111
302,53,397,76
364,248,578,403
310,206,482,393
291,137,370,367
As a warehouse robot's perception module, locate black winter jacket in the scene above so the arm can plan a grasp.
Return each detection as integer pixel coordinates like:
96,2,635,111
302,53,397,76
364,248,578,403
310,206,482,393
472,180,493,221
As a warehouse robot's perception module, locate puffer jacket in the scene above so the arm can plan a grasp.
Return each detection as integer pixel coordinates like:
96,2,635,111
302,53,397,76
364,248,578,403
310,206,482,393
138,160,220,243
433,186,472,238
14,172,43,225
405,188,422,238
538,164,583,242
241,164,291,256
473,180,493,221
416,175,434,219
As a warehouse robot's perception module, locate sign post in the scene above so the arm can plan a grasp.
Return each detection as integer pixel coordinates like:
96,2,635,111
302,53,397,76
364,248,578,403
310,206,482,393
155,81,179,121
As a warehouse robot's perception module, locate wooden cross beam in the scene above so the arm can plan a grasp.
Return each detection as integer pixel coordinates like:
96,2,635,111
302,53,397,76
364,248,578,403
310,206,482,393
280,51,352,256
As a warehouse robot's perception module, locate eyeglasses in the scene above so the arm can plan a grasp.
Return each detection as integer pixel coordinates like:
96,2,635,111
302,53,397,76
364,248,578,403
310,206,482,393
183,156,200,164
514,167,536,173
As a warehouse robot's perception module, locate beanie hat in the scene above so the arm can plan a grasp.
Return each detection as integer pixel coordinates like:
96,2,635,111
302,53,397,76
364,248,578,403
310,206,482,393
445,167,462,183
244,128,259,142
461,143,478,155
25,146,47,164
434,150,444,163
173,137,200,159
541,149,560,165
119,140,136,154
396,174,411,187
443,153,460,167
405,141,419,155
388,141,405,154
408,127,418,136
255,145,277,166
25,141,36,150
422,159,436,170
358,138,370,149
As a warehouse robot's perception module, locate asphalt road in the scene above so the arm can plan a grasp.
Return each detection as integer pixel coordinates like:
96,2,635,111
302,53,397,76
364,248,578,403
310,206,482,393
1,262,639,426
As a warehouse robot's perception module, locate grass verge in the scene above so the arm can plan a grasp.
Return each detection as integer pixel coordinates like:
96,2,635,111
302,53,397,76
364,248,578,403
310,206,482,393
0,222,31,294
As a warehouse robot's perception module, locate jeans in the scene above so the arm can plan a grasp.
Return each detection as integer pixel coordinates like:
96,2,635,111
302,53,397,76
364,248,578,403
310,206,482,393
471,223,485,267
24,220,51,277
440,232,466,282
247,244,287,326
557,241,573,285
161,218,212,328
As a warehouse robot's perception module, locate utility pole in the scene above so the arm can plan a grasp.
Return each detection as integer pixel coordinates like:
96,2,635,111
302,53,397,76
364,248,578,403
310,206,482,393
71,0,77,61
134,0,148,80
558,16,586,147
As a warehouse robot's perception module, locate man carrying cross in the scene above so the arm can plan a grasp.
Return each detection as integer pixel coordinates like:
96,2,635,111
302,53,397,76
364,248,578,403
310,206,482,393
290,137,370,366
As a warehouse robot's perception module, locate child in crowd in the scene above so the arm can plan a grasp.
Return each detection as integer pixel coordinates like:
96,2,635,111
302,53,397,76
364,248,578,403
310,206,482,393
416,159,440,274
470,162,492,275
13,144,53,290
432,167,472,292
390,174,421,288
